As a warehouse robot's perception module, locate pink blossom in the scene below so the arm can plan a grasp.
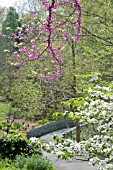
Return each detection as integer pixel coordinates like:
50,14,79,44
1,0,82,81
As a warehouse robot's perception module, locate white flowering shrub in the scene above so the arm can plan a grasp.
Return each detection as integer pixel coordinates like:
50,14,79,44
41,84,113,170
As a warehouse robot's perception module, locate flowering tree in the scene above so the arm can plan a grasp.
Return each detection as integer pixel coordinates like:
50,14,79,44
41,83,113,170
0,0,82,81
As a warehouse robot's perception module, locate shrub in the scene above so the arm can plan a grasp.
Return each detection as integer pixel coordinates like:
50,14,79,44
15,154,56,170
0,133,42,158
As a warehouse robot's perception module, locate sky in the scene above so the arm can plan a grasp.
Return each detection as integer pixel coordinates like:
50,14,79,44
0,0,16,7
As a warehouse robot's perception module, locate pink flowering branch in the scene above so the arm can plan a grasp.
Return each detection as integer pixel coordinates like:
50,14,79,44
0,0,82,81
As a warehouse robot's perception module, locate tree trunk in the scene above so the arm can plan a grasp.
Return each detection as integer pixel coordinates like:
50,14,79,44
71,40,77,94
76,121,80,142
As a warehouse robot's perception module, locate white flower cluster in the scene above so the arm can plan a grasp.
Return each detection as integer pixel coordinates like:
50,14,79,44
43,84,113,170
29,137,38,143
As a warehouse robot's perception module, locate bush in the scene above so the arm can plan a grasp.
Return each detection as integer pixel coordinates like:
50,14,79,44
15,154,56,170
0,133,42,158
0,154,56,170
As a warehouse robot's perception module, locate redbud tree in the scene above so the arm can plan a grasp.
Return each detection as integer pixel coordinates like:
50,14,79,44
0,0,81,81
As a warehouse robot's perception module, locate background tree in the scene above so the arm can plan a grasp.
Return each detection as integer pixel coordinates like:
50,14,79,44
1,7,21,50
75,0,113,83
0,7,22,104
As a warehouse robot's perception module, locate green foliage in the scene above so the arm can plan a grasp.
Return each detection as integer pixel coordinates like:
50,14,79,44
1,62,43,120
52,112,64,120
14,154,56,170
0,103,10,121
0,133,42,159
76,0,113,82
0,120,28,136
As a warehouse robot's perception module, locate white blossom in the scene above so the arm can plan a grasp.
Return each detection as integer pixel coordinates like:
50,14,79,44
30,137,38,143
